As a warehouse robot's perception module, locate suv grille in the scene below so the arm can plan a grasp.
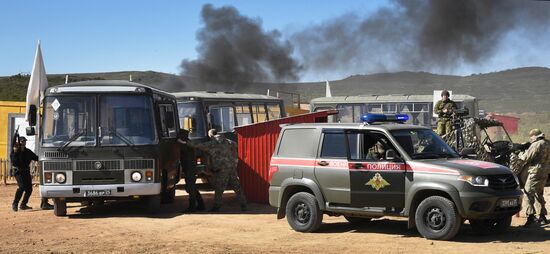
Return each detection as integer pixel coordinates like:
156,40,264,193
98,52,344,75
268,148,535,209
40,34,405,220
487,174,518,190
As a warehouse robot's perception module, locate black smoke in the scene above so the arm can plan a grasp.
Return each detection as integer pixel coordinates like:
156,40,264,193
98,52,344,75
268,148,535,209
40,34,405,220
292,0,550,77
180,4,301,88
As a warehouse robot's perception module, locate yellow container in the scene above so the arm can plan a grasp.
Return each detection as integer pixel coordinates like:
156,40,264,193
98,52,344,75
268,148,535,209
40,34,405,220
0,101,26,159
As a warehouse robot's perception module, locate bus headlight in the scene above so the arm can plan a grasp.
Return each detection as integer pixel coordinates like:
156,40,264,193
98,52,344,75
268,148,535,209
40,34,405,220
55,173,66,184
131,171,142,182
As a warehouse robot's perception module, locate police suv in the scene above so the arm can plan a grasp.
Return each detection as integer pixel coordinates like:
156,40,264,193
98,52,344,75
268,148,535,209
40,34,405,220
268,114,523,240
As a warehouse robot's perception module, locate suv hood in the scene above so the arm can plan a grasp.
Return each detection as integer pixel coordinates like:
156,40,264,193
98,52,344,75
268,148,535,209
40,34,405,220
414,159,512,176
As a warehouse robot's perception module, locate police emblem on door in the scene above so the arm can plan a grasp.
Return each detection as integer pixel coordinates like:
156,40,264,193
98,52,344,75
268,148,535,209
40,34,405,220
366,173,390,191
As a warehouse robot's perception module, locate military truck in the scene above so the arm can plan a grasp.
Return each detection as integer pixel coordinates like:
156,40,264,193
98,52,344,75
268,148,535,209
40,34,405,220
268,114,522,240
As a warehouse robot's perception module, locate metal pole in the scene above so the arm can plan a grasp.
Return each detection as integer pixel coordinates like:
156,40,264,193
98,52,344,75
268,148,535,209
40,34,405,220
3,160,6,185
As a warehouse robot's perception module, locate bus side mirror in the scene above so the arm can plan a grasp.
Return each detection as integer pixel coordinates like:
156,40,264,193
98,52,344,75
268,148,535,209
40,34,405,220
26,127,36,136
28,105,37,126
183,116,194,132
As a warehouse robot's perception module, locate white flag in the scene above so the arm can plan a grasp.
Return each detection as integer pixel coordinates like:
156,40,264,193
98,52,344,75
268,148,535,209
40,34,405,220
325,80,332,98
25,40,49,122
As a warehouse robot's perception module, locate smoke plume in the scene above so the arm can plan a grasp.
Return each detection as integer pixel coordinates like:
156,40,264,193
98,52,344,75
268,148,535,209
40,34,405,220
180,4,301,87
292,0,550,78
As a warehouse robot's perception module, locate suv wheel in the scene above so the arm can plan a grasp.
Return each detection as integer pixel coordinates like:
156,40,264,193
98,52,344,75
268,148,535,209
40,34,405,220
286,192,323,232
470,216,512,235
415,196,461,240
344,216,371,224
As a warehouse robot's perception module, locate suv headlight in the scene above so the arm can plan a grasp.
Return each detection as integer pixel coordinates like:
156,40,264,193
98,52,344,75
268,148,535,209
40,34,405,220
458,175,489,187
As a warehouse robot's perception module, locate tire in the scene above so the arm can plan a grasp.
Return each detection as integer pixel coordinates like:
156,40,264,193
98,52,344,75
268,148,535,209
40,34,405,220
415,196,462,240
146,195,161,213
286,192,323,232
53,198,67,217
344,216,372,224
470,216,512,235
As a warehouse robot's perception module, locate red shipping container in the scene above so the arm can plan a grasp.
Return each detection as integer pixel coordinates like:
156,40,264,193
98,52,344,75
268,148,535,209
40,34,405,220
487,113,520,135
235,110,338,203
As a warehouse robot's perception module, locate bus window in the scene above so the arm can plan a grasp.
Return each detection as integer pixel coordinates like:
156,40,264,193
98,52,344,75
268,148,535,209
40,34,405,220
336,104,363,123
178,102,206,139
382,103,397,113
211,106,235,132
367,104,383,113
267,104,282,119
252,104,267,123
235,104,253,126
159,104,177,138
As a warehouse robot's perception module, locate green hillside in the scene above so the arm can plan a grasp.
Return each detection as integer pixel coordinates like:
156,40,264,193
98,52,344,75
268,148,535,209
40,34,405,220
1,67,549,113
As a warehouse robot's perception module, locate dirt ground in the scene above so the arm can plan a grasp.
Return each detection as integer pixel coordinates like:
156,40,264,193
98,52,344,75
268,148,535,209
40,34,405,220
0,183,549,254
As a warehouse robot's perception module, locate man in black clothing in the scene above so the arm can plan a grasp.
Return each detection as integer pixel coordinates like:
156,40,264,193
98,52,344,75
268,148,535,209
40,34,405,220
177,130,205,213
11,137,37,211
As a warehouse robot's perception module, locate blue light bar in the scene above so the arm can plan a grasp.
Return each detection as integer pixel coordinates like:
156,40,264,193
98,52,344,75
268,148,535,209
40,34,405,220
360,113,409,124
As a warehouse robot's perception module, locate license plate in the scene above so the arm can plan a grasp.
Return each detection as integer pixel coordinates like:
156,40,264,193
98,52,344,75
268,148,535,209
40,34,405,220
84,190,112,197
499,198,518,208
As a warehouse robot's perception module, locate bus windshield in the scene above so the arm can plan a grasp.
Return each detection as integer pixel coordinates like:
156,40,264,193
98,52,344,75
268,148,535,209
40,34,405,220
177,102,206,139
99,95,156,146
42,96,97,147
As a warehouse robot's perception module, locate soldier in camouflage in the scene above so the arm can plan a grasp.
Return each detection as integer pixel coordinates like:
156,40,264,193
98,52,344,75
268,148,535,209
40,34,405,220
187,129,247,212
434,90,457,136
519,129,550,226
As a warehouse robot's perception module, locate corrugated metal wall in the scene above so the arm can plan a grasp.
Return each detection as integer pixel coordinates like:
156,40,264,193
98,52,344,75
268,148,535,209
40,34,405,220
235,110,336,203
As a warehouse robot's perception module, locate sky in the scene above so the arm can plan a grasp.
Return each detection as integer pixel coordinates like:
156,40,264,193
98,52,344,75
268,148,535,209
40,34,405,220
0,0,387,77
1,0,550,81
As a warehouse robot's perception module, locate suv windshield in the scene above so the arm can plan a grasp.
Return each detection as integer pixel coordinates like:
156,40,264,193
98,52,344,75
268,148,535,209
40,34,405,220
42,96,96,147
391,129,458,159
99,95,156,146
177,102,206,139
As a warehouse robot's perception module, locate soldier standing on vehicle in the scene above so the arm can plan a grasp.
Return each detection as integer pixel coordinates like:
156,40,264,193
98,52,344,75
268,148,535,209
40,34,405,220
11,137,38,211
185,129,247,212
434,90,457,136
520,129,550,226
177,129,205,213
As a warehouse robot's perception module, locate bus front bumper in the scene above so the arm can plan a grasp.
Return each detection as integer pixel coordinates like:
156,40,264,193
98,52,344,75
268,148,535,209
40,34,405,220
40,183,161,198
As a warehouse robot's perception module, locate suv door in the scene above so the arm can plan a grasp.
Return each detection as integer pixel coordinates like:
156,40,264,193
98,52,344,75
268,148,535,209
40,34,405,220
314,129,352,204
347,130,406,209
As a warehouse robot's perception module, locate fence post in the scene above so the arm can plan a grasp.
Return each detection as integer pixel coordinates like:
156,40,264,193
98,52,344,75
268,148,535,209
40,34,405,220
2,159,7,185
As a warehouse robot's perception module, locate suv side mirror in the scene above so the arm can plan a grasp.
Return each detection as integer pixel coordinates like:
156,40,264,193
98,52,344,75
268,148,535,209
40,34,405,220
26,126,36,136
386,149,397,161
28,105,37,126
460,147,477,159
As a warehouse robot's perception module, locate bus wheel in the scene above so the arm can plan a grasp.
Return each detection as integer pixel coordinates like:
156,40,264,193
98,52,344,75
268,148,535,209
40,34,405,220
147,195,161,213
53,198,67,216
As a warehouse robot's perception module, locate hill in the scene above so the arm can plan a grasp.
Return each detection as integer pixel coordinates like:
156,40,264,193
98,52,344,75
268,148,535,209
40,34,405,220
1,67,549,113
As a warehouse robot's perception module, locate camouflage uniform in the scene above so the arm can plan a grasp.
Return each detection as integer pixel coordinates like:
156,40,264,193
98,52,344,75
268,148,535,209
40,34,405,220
190,135,247,209
520,137,550,217
434,98,457,136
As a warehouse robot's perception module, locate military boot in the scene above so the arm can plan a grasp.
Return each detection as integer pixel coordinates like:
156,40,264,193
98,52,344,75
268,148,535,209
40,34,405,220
538,215,549,225
524,215,537,227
